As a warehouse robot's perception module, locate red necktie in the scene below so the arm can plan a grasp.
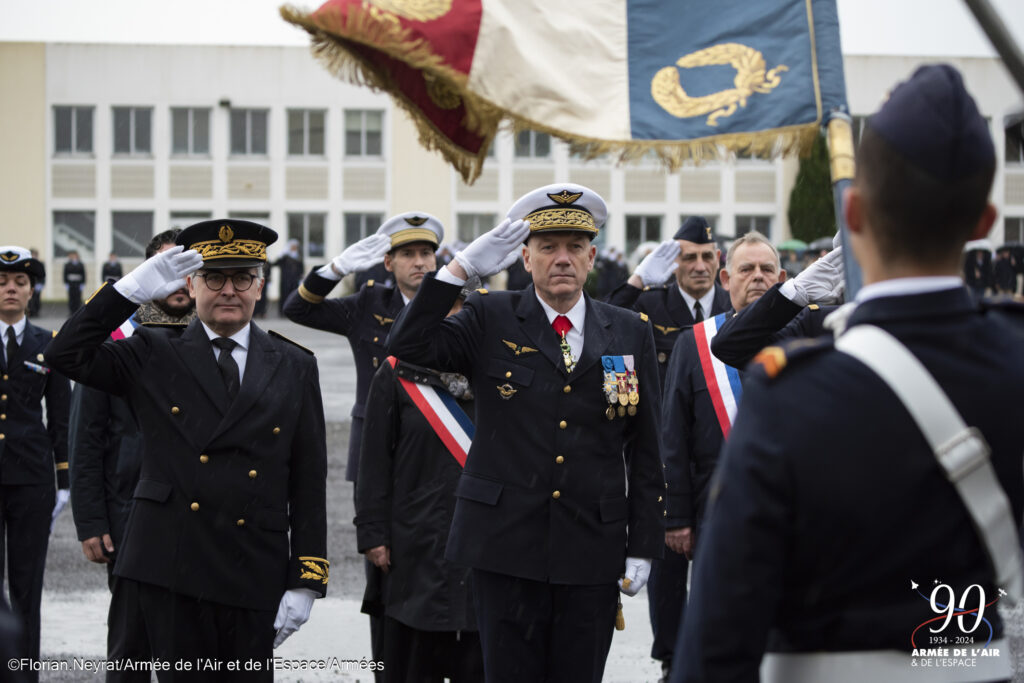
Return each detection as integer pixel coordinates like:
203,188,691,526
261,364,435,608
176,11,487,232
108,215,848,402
552,315,572,338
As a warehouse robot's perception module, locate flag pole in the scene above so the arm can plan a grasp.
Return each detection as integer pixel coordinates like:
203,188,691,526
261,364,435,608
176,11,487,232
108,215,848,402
826,112,862,298
964,0,1024,96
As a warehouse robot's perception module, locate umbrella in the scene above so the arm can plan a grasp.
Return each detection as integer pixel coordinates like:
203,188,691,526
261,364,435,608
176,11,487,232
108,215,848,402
964,238,995,253
777,239,808,251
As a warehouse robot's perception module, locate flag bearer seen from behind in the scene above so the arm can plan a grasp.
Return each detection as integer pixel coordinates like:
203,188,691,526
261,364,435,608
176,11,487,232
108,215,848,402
673,64,1024,683
386,183,665,683
46,219,328,679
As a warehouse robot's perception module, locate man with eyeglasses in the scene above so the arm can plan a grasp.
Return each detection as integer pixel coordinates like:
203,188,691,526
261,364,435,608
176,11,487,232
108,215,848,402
47,219,328,679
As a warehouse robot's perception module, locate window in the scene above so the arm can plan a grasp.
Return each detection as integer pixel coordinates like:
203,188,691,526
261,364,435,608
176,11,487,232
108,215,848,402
171,108,210,155
113,107,152,155
345,110,383,157
230,109,269,155
625,215,663,255
54,106,94,154
1006,118,1024,165
1006,217,1024,243
344,213,384,245
287,213,326,260
514,130,551,159
735,215,772,239
111,212,154,257
169,212,212,230
53,211,96,259
457,213,497,242
288,110,326,156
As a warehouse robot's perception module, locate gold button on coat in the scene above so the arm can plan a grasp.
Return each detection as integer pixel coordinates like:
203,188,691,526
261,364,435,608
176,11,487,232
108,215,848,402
0,395,6,401
199,455,209,464
552,490,561,499
505,371,512,378
0,434,5,440
562,385,571,393
171,406,180,415
559,420,567,429
248,470,257,479
272,427,281,435
0,415,5,421
555,456,564,464
236,519,245,527
190,502,199,511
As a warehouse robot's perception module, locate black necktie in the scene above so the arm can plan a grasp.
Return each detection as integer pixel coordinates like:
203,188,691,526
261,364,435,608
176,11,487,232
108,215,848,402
693,301,704,323
5,327,17,368
212,337,240,403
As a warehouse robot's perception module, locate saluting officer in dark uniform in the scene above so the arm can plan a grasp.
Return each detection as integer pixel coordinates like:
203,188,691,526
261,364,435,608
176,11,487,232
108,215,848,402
606,217,730,382
710,242,843,368
0,247,71,681
387,183,665,683
47,219,328,679
282,213,444,484
674,65,1024,683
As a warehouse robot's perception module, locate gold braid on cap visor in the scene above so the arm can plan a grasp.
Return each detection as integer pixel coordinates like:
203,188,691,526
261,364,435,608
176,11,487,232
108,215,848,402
525,207,598,234
190,239,267,261
390,228,439,248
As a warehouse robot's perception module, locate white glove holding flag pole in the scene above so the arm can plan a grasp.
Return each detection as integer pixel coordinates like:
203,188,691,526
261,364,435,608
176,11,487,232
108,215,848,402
273,588,317,648
50,489,70,533
780,246,845,306
618,557,652,596
114,245,204,304
453,218,531,280
634,240,680,286
319,233,393,281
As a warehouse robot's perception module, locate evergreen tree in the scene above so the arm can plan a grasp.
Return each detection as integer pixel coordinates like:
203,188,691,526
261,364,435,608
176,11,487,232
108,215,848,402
787,133,835,243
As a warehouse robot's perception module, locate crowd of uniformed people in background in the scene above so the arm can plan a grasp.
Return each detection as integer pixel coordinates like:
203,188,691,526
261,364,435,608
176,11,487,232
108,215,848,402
0,62,1021,683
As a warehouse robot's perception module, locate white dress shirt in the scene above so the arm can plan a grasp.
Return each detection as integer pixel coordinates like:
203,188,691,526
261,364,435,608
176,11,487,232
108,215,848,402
678,285,716,320
0,316,27,365
534,293,586,362
201,321,251,383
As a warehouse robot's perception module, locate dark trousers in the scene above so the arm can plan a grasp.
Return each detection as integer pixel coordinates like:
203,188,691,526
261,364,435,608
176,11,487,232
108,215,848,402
131,579,275,682
647,548,689,665
68,285,83,314
0,483,54,682
379,616,484,683
107,573,152,683
471,569,617,683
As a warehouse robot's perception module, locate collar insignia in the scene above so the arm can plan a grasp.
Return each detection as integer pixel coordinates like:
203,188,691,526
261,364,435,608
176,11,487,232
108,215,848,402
653,324,680,335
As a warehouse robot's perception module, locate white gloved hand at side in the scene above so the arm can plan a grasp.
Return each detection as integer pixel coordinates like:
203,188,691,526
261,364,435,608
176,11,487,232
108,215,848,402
320,234,393,281
618,557,652,596
273,588,318,648
634,240,680,286
114,246,204,304
454,218,530,280
50,488,70,534
780,246,845,306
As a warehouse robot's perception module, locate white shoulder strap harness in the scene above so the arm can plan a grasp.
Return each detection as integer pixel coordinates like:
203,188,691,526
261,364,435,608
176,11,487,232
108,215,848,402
762,324,1020,683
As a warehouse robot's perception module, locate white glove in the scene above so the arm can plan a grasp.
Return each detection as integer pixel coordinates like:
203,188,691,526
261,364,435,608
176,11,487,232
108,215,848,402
50,489,70,534
114,246,204,304
634,240,680,286
780,246,844,306
453,218,530,280
273,588,317,648
618,557,652,596
320,234,393,281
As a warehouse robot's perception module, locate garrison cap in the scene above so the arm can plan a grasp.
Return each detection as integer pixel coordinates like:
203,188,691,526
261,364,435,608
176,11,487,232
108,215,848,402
378,212,444,250
866,64,994,181
0,246,45,281
176,219,278,269
507,183,607,239
674,216,714,243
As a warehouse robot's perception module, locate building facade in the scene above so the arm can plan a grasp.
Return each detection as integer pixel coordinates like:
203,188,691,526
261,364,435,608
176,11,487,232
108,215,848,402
1,42,1021,301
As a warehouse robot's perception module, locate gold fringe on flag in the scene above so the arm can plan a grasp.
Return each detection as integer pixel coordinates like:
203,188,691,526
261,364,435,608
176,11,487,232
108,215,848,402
281,3,820,185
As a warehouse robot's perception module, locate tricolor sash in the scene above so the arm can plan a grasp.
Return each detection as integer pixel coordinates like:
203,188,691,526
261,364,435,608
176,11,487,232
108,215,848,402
109,313,139,341
692,313,743,439
387,357,473,467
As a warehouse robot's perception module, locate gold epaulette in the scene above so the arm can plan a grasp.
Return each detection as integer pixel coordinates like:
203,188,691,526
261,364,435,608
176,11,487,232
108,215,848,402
639,312,649,323
268,330,314,355
751,346,787,379
366,279,375,287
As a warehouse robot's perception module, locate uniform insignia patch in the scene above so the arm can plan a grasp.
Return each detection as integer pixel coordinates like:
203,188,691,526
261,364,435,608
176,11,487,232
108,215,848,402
497,383,517,400
0,252,17,263
548,189,583,205
808,304,820,311
373,314,395,326
366,280,375,287
639,312,649,323
268,330,315,355
653,323,679,335
476,288,488,294
218,224,234,243
751,346,786,379
404,216,429,226
502,339,538,356
298,556,329,585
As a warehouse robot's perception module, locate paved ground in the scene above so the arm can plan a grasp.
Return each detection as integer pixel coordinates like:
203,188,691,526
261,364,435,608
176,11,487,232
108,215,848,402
29,308,663,682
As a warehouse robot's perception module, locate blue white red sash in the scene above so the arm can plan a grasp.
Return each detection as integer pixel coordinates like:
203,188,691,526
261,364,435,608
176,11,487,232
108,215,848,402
387,357,473,467
692,313,743,439
109,313,139,341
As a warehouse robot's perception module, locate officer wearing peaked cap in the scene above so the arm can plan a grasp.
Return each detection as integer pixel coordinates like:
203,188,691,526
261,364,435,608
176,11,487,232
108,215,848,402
0,246,71,681
387,183,665,683
283,212,445,484
674,65,1024,683
607,216,731,383
46,219,328,678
